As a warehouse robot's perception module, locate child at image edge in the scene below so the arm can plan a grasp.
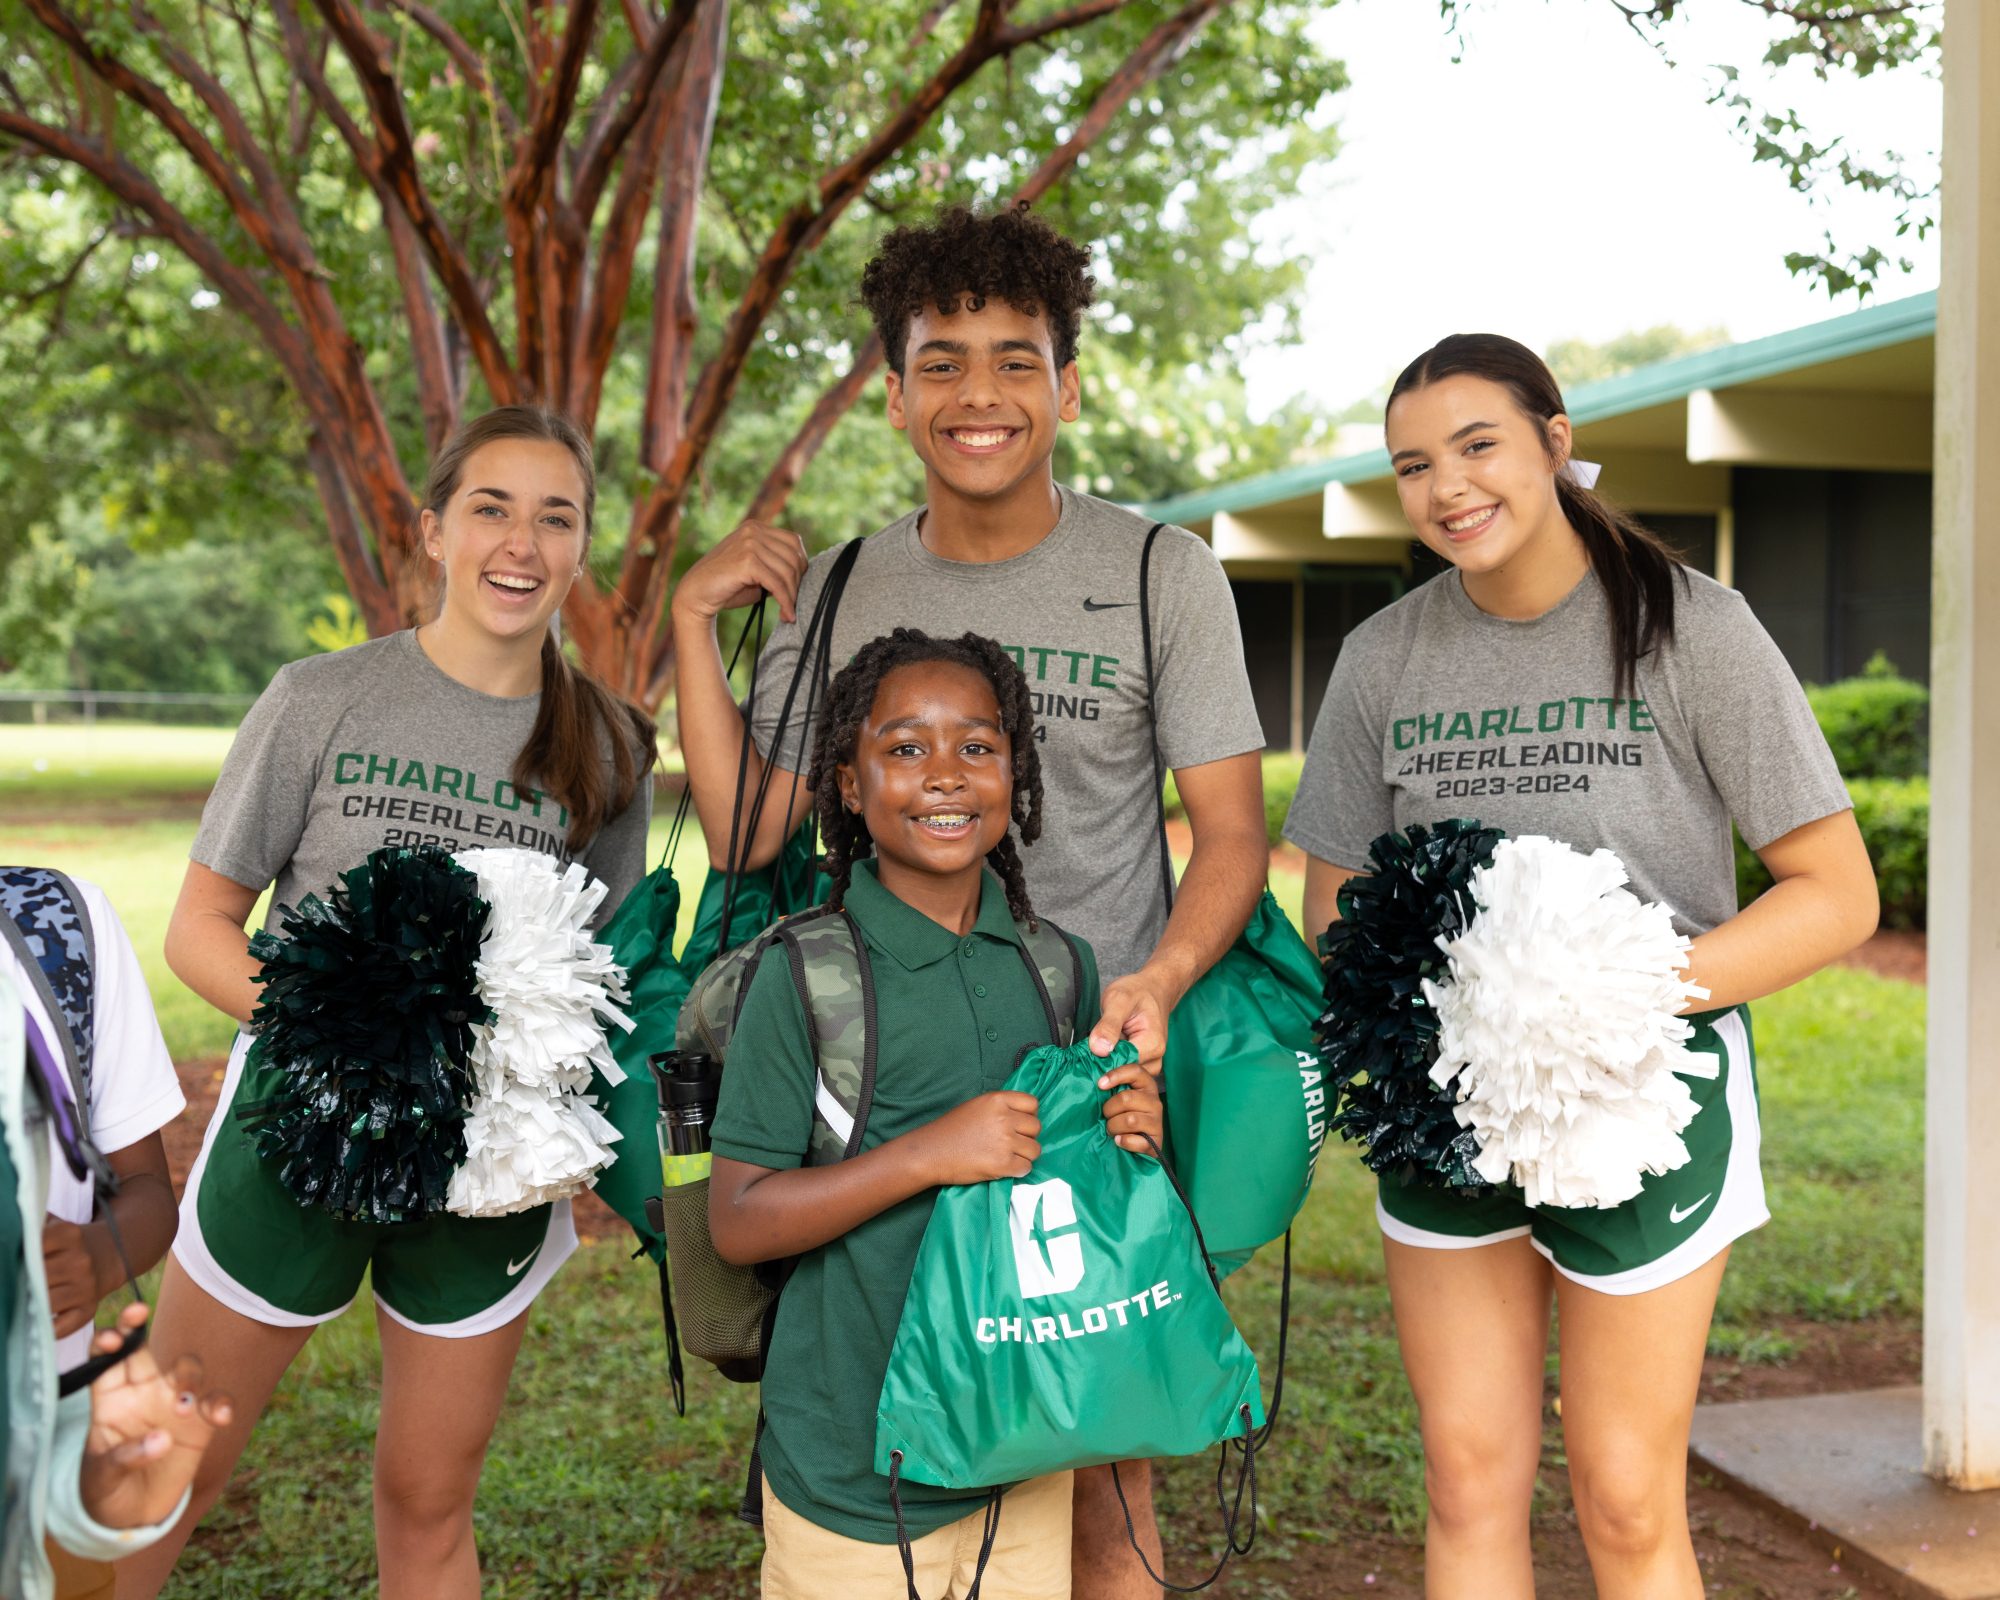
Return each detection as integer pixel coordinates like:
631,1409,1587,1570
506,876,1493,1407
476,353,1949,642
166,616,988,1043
707,627,1164,1600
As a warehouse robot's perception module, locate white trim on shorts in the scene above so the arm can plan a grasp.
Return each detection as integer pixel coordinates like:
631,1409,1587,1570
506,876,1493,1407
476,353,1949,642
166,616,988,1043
1374,1203,1530,1252
1546,1008,1766,1296
175,1031,580,1338
1371,1009,1767,1296
373,1200,576,1339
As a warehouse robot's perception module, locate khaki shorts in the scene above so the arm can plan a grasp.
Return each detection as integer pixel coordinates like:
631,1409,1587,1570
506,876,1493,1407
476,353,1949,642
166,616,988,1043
760,1470,1074,1600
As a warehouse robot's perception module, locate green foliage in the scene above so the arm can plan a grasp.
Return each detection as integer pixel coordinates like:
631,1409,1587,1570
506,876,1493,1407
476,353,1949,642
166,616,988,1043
1736,775,1928,929
2,2,1348,685
1545,324,1731,390
1806,652,1928,780
0,522,338,699
306,595,372,655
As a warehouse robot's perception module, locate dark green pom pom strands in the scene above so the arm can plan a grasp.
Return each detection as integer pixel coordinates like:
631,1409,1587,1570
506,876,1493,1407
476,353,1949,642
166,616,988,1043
243,847,492,1224
1315,820,1505,1192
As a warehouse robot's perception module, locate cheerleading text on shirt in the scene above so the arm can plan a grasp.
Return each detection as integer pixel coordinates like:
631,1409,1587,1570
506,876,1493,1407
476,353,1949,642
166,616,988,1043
1391,696,1655,750
330,751,573,826
972,1280,1182,1347
997,643,1122,739
331,752,576,862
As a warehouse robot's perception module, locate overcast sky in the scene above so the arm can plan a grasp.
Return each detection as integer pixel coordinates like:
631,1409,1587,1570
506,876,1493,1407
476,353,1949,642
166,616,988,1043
1239,1,1943,420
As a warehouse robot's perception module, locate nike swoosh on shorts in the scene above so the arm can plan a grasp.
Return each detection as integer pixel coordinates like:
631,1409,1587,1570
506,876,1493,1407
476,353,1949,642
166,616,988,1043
1668,1193,1714,1225
506,1247,542,1277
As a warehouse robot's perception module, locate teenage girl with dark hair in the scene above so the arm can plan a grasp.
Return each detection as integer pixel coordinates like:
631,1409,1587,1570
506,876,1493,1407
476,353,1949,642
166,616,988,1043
122,406,656,1599
709,627,1161,1598
1286,335,1879,1599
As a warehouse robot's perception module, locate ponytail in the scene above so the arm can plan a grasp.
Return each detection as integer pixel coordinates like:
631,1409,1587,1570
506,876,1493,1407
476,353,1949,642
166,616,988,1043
1390,333,1690,702
424,404,659,848
515,632,658,850
1552,474,1688,703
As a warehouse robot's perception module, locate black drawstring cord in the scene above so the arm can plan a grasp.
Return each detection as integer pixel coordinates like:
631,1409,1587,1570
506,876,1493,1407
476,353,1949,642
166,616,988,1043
1110,1401,1260,1594
888,1450,923,1600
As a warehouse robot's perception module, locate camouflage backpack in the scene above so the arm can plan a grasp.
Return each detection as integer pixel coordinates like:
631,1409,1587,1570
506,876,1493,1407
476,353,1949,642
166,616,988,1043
678,902,1082,1165
657,902,1083,1387
0,867,104,1178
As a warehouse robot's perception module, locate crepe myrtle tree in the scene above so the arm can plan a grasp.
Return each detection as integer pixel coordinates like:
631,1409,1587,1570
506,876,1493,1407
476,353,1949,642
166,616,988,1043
1440,0,1941,299
0,0,1329,706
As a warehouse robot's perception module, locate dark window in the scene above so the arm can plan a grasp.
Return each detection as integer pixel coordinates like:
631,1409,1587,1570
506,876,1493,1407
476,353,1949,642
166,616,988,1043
1229,579,1294,750
1303,568,1402,738
1732,466,1931,683
1645,513,1718,577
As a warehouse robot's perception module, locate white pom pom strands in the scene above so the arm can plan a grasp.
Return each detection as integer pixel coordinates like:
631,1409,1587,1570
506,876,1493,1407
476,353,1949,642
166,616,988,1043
447,848,636,1217
1422,836,1716,1210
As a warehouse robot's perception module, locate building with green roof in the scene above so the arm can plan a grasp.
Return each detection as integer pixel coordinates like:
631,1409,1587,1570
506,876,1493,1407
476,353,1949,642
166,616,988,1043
1143,291,1936,752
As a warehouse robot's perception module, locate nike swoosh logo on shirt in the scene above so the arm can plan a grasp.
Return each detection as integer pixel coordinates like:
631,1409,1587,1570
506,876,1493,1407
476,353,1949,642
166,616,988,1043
506,1246,543,1277
1668,1193,1714,1225
1081,598,1135,612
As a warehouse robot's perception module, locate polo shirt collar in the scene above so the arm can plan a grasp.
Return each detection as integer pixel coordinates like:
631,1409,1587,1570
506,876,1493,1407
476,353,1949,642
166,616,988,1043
841,858,1023,970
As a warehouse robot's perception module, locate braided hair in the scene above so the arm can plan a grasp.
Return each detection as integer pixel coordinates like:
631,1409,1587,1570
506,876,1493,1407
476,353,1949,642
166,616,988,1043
808,628,1044,927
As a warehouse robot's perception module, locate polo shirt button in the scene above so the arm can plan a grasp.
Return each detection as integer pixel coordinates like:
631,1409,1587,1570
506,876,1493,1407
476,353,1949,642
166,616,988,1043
974,984,988,997
985,1028,998,1041
962,940,975,958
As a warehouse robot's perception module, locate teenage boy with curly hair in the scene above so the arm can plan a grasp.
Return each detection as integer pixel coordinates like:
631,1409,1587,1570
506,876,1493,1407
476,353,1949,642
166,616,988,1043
672,202,1268,1598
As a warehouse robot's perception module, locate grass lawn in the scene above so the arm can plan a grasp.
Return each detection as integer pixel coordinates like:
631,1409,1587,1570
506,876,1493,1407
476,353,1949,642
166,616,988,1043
0,723,241,805
0,733,1926,1596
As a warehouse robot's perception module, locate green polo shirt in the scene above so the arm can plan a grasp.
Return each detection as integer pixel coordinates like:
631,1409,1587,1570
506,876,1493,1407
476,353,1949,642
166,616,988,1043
712,858,1100,1543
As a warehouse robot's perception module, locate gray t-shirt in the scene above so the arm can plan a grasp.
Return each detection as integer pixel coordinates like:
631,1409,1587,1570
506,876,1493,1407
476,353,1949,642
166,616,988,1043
748,487,1264,981
1283,567,1851,936
194,631,650,932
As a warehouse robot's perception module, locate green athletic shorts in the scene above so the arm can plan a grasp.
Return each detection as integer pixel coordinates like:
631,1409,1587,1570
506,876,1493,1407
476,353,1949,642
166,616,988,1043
175,1031,577,1336
1375,1006,1763,1294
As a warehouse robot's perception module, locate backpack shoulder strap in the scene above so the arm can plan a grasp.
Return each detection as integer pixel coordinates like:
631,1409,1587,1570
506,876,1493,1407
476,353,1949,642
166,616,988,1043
776,907,878,1166
0,866,96,1112
1015,917,1083,1047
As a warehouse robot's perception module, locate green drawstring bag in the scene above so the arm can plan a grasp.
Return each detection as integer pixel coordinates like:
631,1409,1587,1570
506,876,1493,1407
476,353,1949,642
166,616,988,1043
874,1039,1265,1487
1161,890,1329,1277
1137,524,1329,1277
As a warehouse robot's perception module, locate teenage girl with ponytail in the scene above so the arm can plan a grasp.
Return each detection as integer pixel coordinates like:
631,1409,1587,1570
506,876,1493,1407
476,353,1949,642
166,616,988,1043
122,406,655,1598
1286,335,1879,1599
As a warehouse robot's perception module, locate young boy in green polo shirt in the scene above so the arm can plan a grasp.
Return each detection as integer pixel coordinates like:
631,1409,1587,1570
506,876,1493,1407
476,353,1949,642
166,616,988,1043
708,628,1163,1599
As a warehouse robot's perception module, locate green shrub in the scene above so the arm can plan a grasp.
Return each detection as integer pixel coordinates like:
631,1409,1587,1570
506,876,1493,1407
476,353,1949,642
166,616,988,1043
1735,775,1928,930
1806,653,1928,780
1161,751,1304,848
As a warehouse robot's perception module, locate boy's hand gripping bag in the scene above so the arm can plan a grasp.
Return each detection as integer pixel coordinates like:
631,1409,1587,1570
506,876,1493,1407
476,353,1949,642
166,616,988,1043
874,1040,1265,1490
1161,888,1329,1277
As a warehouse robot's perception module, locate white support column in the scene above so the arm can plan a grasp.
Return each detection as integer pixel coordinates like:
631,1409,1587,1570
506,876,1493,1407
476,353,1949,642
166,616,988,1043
1924,0,2000,1491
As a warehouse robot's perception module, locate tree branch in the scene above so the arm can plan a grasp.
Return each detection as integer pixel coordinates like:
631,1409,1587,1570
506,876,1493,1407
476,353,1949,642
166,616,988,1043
274,3,457,449
311,0,521,402
634,0,729,463
571,0,701,227
506,0,600,208
305,427,399,633
619,0,1145,611
372,0,523,137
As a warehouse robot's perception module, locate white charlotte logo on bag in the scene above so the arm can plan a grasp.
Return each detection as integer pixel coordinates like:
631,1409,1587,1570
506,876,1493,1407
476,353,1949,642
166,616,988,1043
1009,1179,1086,1298
973,1178,1182,1347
